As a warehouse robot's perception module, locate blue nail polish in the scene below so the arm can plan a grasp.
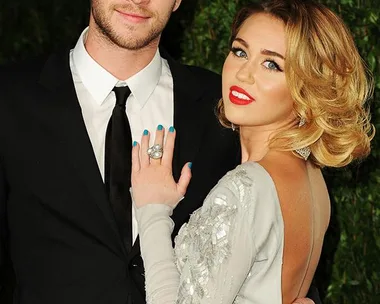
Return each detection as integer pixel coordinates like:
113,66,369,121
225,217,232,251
188,162,192,169
169,126,175,133
157,124,163,131
133,141,137,147
143,130,149,136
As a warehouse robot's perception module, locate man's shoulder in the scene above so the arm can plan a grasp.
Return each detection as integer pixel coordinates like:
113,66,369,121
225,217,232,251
179,64,220,87
171,62,222,99
183,64,221,81
0,54,50,89
0,47,70,88
160,48,220,80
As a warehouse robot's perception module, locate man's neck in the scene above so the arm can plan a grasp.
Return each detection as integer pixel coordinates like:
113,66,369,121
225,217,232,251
85,27,159,80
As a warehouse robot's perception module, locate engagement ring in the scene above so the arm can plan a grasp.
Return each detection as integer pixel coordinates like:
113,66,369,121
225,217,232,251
147,144,163,159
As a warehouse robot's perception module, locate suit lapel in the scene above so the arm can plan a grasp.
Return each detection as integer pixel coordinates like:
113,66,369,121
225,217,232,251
162,50,210,180
38,51,121,246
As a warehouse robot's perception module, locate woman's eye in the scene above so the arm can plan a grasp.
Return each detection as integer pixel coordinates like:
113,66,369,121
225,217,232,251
231,47,247,59
263,60,282,71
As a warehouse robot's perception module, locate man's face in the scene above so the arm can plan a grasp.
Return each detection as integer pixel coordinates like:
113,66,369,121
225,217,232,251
90,0,181,50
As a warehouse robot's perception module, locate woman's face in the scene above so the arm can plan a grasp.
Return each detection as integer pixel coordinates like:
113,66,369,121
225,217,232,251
222,13,295,131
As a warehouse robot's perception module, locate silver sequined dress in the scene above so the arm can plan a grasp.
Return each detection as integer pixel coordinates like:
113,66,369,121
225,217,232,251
136,162,284,303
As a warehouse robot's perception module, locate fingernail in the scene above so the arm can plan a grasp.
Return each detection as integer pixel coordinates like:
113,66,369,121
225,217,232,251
157,124,163,131
188,162,192,169
169,126,175,133
143,129,149,136
133,141,137,147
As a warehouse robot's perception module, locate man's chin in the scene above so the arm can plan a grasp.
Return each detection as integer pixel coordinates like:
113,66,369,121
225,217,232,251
112,35,158,51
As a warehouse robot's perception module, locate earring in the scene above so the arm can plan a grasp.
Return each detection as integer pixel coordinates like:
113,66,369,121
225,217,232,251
295,117,311,160
231,123,236,131
295,146,311,161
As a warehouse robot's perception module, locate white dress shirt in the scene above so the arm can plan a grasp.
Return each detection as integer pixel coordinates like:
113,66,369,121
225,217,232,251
69,28,174,243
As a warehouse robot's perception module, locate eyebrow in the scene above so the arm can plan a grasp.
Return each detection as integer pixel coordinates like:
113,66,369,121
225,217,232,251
261,49,285,60
234,37,285,60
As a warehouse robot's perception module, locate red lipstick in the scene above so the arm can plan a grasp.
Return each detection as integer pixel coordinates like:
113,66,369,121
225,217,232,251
229,86,255,105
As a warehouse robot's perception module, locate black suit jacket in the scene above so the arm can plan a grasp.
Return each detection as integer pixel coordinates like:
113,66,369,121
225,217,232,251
0,49,239,304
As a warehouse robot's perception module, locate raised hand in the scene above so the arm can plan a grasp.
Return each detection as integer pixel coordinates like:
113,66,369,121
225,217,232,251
131,126,192,208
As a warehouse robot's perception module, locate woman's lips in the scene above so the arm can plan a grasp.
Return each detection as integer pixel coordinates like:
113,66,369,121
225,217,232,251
229,85,255,105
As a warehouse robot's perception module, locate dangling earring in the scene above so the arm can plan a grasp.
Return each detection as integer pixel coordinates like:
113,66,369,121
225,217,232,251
294,117,311,161
231,123,236,131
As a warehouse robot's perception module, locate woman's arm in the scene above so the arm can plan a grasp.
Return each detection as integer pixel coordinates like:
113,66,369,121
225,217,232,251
135,185,257,304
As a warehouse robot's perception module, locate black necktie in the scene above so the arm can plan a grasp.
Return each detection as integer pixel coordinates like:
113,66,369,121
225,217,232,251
105,86,133,251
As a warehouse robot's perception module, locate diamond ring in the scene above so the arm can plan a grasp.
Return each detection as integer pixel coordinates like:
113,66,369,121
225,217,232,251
147,144,163,159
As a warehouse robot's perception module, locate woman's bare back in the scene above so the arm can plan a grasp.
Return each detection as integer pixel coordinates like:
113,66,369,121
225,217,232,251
259,152,330,303
297,161,331,296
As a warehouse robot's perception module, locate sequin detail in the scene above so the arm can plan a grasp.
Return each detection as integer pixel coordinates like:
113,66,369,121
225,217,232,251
174,167,253,303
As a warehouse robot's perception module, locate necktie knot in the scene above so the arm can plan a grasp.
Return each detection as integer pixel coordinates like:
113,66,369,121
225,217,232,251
113,86,131,107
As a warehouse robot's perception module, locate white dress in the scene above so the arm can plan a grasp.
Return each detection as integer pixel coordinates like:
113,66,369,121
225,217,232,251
135,162,285,303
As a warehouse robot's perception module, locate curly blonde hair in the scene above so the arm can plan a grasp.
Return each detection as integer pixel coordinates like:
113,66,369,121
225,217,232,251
217,0,375,168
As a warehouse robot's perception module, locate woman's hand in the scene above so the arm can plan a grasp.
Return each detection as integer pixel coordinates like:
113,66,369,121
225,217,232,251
131,126,192,209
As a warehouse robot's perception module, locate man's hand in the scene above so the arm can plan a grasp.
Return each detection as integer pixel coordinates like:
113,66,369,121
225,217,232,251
292,298,315,304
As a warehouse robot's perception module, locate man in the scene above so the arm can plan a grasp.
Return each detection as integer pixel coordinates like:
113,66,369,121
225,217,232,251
0,0,319,303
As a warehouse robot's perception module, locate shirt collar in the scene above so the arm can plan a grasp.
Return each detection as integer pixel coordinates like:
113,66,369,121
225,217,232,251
72,27,162,106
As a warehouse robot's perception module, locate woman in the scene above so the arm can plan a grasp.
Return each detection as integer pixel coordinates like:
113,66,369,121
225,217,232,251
131,0,374,303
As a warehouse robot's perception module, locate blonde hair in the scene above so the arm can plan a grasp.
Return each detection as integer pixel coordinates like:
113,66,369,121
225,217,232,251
217,0,375,168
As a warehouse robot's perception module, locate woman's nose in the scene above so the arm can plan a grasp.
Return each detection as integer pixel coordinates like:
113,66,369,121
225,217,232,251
236,63,255,84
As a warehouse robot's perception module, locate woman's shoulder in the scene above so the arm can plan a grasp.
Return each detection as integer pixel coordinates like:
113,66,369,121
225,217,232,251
257,151,309,191
219,161,276,193
206,161,280,215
